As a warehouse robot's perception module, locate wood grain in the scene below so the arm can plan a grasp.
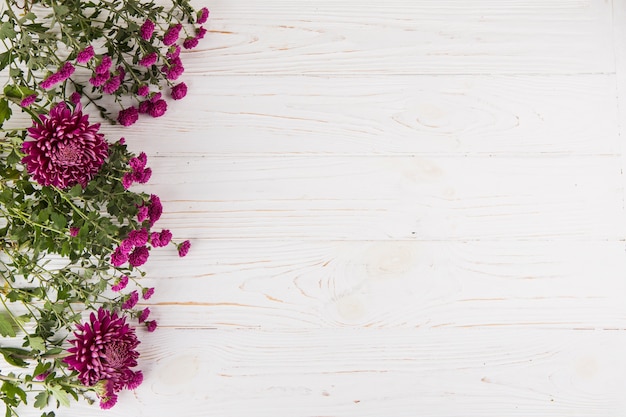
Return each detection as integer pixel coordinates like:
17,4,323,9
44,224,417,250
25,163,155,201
185,0,615,75
23,328,626,417
137,155,624,240
104,74,620,156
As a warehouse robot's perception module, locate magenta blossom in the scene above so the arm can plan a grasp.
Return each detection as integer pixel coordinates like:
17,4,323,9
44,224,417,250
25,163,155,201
20,94,37,107
138,307,150,323
178,240,191,257
137,85,150,96
89,73,110,87
140,19,155,40
117,106,139,126
111,275,129,292
197,26,207,40
197,7,210,24
171,82,187,100
139,52,157,67
183,37,199,49
137,205,149,222
146,320,158,332
76,46,95,63
129,246,149,267
122,291,139,309
148,194,162,226
142,287,155,300
64,309,143,396
150,229,172,248
40,62,75,89
128,228,149,246
163,24,182,46
149,99,167,117
69,92,81,104
69,227,80,237
110,247,128,267
22,103,108,189
95,55,112,74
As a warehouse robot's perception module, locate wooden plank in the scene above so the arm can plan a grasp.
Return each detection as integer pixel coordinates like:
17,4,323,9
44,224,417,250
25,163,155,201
21,328,626,416
185,0,614,75
104,74,620,156
134,240,626,329
137,155,624,240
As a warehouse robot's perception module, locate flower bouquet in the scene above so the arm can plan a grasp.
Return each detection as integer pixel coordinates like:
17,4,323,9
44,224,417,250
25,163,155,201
0,0,207,414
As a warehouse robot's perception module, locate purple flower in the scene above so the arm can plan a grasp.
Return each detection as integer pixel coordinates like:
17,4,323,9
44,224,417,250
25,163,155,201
128,228,149,246
142,287,155,300
137,85,150,96
129,245,149,267
40,62,74,90
69,227,80,237
129,152,147,171
197,7,210,24
171,82,187,100
117,106,139,126
166,46,181,60
166,64,184,80
122,172,134,189
76,46,95,63
20,94,37,107
69,92,81,104
89,73,110,87
110,247,128,267
133,167,152,184
178,240,191,257
137,205,149,222
183,37,199,50
148,194,162,226
122,290,139,309
103,75,122,94
34,371,50,381
197,26,207,40
139,52,157,67
119,239,134,255
22,103,108,189
138,100,151,114
148,99,167,117
138,307,150,323
163,24,182,46
111,275,129,292
145,320,158,332
64,309,142,397
96,55,112,74
140,19,155,40
151,229,172,247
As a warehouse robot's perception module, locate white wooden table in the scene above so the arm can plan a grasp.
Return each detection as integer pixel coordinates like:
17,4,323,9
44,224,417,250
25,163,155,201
27,0,626,415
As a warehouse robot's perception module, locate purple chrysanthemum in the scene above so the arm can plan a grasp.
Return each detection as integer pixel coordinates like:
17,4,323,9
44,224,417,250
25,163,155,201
103,75,122,94
148,194,162,226
129,246,149,267
145,320,158,332
69,226,80,237
128,228,149,247
122,290,139,309
178,240,191,257
137,205,149,222
197,7,210,24
139,52,157,67
22,103,108,189
148,99,167,117
69,92,81,104
76,46,95,64
40,62,75,90
138,307,150,323
64,309,142,395
150,229,172,248
137,85,150,96
140,19,155,40
171,82,187,100
111,275,129,292
110,247,128,267
183,37,199,50
163,24,182,46
89,72,110,87
96,55,112,74
142,287,155,300
20,94,37,107
197,26,207,40
129,152,147,171
133,167,152,184
117,106,139,127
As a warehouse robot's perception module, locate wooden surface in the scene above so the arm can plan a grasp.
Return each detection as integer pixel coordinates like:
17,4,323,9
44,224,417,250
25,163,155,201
19,0,626,415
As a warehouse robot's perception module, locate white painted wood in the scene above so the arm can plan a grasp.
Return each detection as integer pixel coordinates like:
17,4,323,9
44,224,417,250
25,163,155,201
12,0,626,416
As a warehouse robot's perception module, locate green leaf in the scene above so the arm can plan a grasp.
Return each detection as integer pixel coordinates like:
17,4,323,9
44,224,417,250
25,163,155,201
0,311,17,337
4,85,36,99
0,22,16,39
0,348,29,367
0,51,10,72
0,98,12,128
34,391,49,409
28,335,45,352
49,384,70,407
68,184,82,197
